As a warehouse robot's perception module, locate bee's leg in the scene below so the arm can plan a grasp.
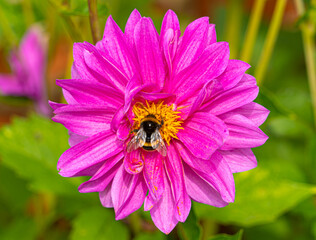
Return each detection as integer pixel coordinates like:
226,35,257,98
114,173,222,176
158,119,164,129
131,128,139,133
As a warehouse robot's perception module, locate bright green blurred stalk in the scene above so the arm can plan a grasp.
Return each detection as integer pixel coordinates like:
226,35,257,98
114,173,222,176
22,0,34,27
0,5,18,46
48,0,83,42
295,0,316,129
240,0,266,62
88,0,101,44
225,0,243,59
255,0,287,85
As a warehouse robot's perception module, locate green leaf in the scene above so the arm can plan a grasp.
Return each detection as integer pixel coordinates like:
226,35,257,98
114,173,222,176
178,207,202,240
60,0,108,17
0,164,31,214
268,116,312,139
312,221,316,239
0,217,37,240
194,167,316,227
208,230,243,240
0,114,85,197
70,206,129,240
134,232,166,240
292,196,316,221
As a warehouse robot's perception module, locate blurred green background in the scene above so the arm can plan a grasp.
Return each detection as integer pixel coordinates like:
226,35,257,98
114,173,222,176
0,0,316,239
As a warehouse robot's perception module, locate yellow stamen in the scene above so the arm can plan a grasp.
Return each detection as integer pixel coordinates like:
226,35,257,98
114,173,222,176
132,101,183,145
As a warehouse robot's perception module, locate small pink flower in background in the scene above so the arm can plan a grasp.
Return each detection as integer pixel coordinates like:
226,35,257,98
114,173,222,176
51,9,269,234
0,26,49,116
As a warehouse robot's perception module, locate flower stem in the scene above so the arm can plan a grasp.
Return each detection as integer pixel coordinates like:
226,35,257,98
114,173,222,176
225,0,243,59
128,212,142,235
295,0,316,129
255,0,287,85
88,0,101,44
22,0,34,27
0,6,18,46
240,0,267,62
48,0,83,42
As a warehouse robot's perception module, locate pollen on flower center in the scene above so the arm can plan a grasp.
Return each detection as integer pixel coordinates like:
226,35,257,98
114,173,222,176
132,101,183,145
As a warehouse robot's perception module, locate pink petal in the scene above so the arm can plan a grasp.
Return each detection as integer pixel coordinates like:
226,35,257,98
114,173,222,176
150,168,178,234
0,75,23,96
207,24,217,45
123,76,165,114
89,152,124,180
111,106,125,132
176,142,235,203
125,9,142,51
35,99,50,116
73,43,100,82
219,113,269,150
183,162,229,207
241,73,257,85
19,26,46,99
73,42,127,92
48,101,66,111
201,74,259,115
99,183,113,208
177,112,228,160
142,150,165,201
219,148,257,173
124,149,144,174
173,42,230,104
70,159,107,177
217,59,250,90
100,16,137,79
56,79,123,108
117,118,131,140
138,91,175,102
57,130,123,177
173,17,210,74
78,161,121,193
123,78,164,118
71,64,81,79
63,89,78,104
112,165,147,219
78,152,123,192
182,79,222,119
82,42,128,90
52,105,115,136
166,143,191,222
160,10,180,41
144,195,155,211
68,131,88,147
134,18,166,89
230,102,270,126
123,75,148,113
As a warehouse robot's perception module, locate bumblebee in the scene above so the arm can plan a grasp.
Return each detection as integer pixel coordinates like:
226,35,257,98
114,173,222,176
127,114,167,156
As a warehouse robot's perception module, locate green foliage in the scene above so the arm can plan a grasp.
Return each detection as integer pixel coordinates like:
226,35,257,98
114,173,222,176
194,166,316,227
60,0,108,17
70,206,129,240
313,221,316,239
134,232,166,240
0,114,84,197
0,217,38,240
178,207,202,240
208,230,243,240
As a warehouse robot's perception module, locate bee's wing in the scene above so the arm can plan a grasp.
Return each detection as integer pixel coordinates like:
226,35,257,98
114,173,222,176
127,128,146,152
151,130,167,157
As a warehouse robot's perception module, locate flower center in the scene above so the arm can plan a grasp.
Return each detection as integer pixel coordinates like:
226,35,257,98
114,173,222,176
132,101,183,145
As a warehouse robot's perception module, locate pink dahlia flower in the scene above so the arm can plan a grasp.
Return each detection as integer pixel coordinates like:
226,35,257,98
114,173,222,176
0,26,49,115
51,9,269,233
